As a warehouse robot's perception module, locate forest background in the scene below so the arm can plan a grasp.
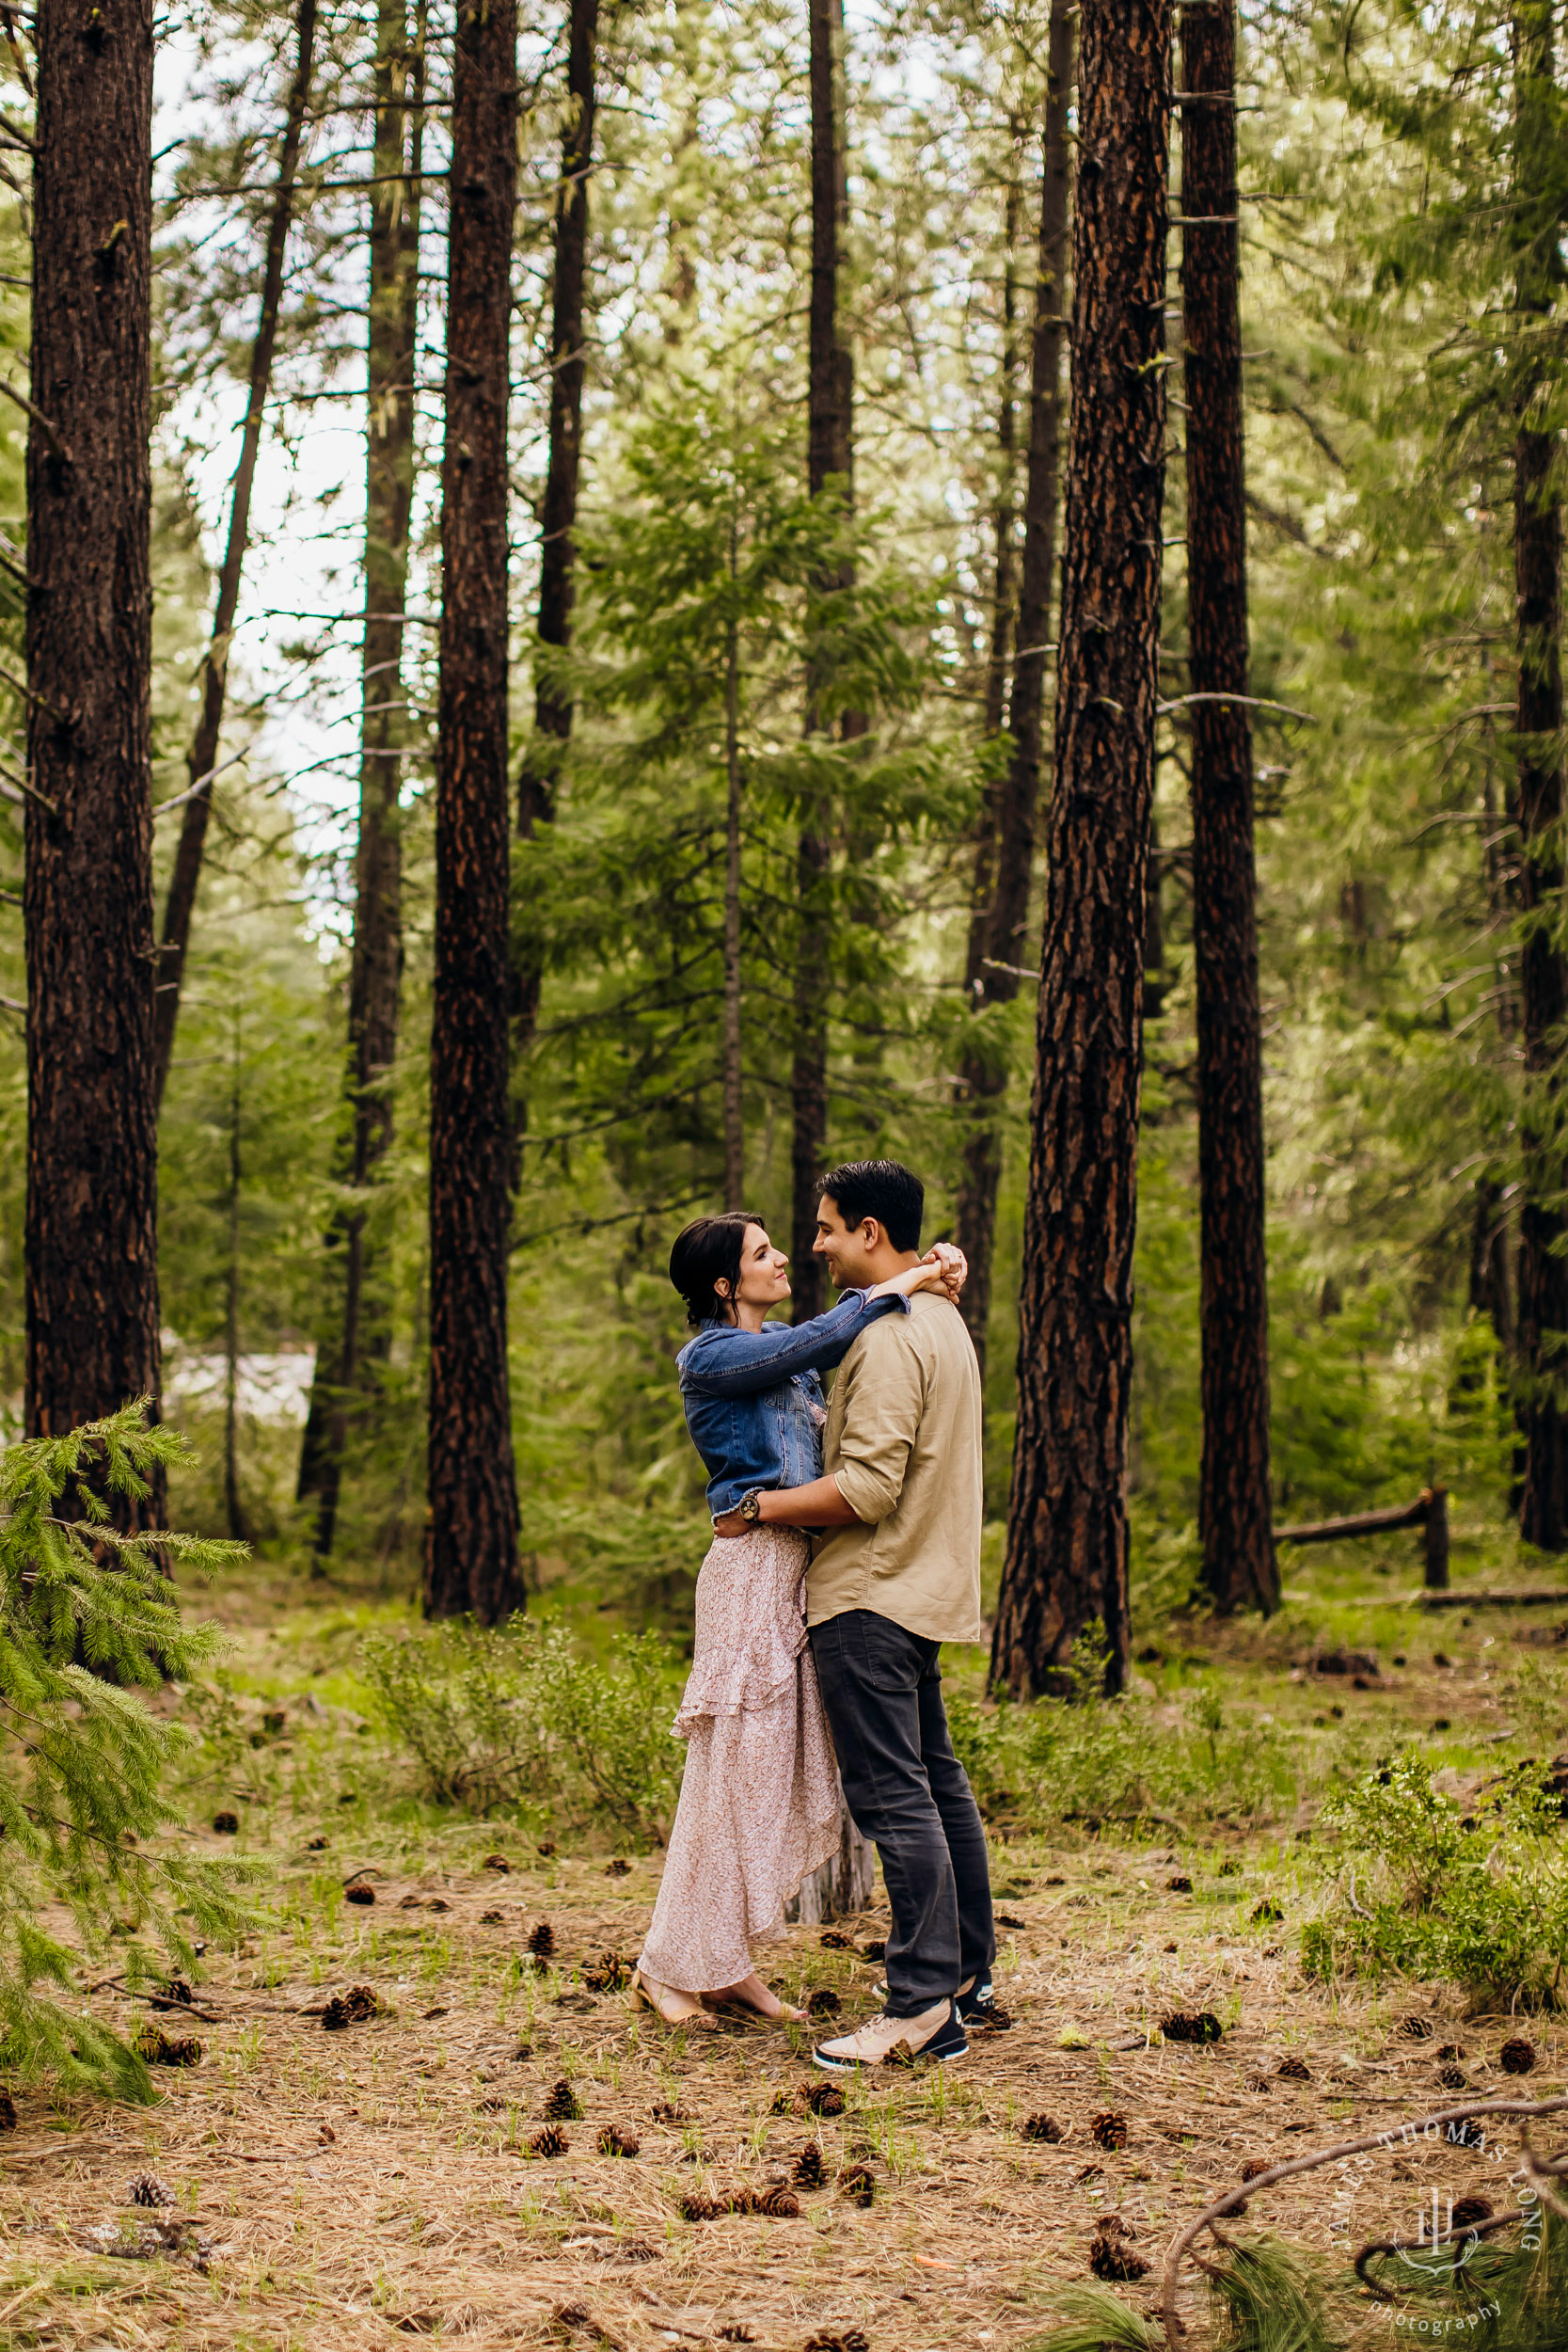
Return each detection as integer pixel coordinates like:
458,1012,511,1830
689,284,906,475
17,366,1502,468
0,0,1541,1638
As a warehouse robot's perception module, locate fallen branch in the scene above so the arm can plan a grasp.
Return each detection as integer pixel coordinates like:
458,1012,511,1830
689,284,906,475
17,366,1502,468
1158,2094,1568,2347
1417,1586,1568,1611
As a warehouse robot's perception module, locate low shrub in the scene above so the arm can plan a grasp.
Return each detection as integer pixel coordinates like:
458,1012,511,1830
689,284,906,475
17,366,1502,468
360,1614,683,1844
1305,1754,1568,2010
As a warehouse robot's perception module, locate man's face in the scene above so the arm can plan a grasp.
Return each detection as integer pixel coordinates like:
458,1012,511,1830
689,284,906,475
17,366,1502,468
813,1193,880,1291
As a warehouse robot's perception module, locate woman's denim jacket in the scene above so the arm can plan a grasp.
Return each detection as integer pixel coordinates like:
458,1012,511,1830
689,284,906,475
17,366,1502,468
678,1289,908,1522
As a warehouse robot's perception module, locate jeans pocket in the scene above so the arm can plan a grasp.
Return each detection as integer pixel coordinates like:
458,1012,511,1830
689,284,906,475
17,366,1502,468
854,1611,927,1696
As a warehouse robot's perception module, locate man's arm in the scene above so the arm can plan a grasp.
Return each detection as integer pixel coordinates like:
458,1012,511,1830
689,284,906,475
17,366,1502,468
712,1473,861,1537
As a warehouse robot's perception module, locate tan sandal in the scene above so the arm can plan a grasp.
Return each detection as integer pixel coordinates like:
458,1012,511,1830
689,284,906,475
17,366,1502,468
702,1980,807,2025
630,1968,718,2031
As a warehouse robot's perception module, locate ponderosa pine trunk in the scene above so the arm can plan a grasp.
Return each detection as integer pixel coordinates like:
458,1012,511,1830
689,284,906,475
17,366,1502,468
513,0,599,1117
1180,0,1277,1614
151,0,317,1110
24,0,160,1513
424,0,523,1621
990,0,1170,1699
297,0,421,1557
790,0,854,1326
1513,0,1568,1551
954,6,1074,1378
722,595,745,1211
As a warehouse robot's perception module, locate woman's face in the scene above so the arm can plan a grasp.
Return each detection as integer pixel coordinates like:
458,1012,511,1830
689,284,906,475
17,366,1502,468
721,1222,791,1316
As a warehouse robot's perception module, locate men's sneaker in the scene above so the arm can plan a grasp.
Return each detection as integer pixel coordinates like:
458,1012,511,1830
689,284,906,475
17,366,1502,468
957,1976,1012,2031
813,1997,968,2074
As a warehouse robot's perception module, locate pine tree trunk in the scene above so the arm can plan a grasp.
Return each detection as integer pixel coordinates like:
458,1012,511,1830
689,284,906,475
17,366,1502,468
424,0,523,1622
223,1000,249,1545
298,0,422,1557
24,0,160,1512
954,7,1074,1378
990,0,1171,1700
151,0,317,1110
513,0,599,1116
790,0,854,1327
1180,1,1276,1615
722,595,745,1211
1513,0,1568,1552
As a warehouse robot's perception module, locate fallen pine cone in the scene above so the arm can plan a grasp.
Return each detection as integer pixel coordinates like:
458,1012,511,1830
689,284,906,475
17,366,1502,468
482,1853,511,1873
306,1834,329,1851
134,2026,201,2068
531,2123,570,2158
769,2089,798,2116
804,2334,869,2352
582,1951,629,1994
544,2077,583,2122
651,2099,688,2125
860,1940,886,1962
0,2088,16,2133
1243,2072,1273,2092
528,1920,556,1963
837,2163,875,2207
344,1883,375,1907
1276,2055,1310,2081
323,1983,379,2031
819,1930,853,1949
808,1989,842,2019
598,2122,641,2157
125,2170,174,2207
1452,2195,1494,2229
1437,2064,1469,2091
679,2192,721,2221
793,2143,827,2188
537,1840,558,1858
605,1858,631,1877
480,1909,505,1925
1240,2159,1272,2183
1251,1899,1284,1924
752,2185,800,2218
805,2082,845,2118
1438,2044,1466,2061
163,1978,193,2008
1166,1875,1193,1893
212,1811,239,1836
881,2038,917,2068
1161,2010,1222,2044
1399,2015,1434,2041
1500,2037,1538,2075
1090,2110,1128,2152
1022,2113,1064,2144
1088,2215,1148,2283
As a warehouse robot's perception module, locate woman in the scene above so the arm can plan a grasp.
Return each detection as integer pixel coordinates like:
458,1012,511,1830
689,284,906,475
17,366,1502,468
632,1212,961,2028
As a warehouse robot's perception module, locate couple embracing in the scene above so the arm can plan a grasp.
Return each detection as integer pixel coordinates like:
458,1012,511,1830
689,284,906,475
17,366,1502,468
631,1159,1003,2071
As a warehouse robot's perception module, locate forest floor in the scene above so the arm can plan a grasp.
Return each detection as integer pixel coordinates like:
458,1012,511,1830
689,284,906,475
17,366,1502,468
2,1542,1567,2352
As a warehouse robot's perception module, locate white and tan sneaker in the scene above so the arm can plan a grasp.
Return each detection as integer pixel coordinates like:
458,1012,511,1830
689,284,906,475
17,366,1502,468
812,1997,968,2073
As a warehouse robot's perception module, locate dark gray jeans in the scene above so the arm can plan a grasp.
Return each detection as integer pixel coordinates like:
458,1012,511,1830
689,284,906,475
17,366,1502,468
808,1609,995,2018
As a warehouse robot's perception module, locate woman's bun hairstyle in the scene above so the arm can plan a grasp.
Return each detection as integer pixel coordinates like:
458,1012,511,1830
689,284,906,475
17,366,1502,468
669,1212,763,1327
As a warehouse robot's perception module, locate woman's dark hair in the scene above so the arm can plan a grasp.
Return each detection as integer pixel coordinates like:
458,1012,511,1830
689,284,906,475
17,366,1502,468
669,1212,765,1327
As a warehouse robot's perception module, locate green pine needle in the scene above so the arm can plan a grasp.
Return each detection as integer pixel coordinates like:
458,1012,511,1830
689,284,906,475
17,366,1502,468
1026,2284,1164,2352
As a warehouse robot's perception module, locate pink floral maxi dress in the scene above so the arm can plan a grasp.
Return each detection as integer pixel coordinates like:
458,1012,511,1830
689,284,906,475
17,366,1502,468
638,1524,843,1993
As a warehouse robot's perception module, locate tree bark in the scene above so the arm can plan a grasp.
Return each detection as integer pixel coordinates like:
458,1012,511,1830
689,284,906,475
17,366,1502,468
722,590,745,1211
1513,0,1568,1552
990,0,1171,1700
297,0,422,1557
223,998,249,1545
424,0,523,1622
512,0,599,1123
953,8,1074,1379
24,0,160,1513
1180,1,1276,1615
151,0,317,1111
790,0,854,1327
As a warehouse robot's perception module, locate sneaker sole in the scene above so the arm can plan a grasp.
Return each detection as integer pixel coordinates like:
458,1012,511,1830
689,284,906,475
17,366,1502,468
811,2034,970,2074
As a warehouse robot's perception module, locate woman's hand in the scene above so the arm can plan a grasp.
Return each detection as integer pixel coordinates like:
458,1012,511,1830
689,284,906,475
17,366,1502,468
711,1509,747,1538
910,1242,968,1301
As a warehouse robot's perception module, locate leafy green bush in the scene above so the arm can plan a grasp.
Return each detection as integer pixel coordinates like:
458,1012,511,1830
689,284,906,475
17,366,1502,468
0,1406,255,2099
1306,1754,1568,2009
362,1614,684,1845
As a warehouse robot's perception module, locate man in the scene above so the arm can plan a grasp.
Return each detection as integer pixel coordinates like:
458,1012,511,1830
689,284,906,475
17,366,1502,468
713,1158,996,2068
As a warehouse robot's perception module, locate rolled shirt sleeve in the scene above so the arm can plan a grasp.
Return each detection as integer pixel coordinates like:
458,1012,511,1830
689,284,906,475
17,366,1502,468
829,1326,927,1524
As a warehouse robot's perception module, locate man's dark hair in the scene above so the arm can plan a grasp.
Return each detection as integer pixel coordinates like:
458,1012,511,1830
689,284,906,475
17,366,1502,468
816,1159,924,1253
668,1211,762,1327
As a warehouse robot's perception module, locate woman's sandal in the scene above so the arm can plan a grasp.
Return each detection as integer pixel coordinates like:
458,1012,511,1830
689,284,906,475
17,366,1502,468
702,1984,807,2025
630,1968,718,2031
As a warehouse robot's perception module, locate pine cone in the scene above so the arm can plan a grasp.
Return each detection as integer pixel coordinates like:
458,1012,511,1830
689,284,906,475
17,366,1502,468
537,1840,558,1858
793,2143,827,2188
837,2163,875,2208
531,2123,569,2157
483,1852,511,1873
1437,2064,1469,2091
544,2077,583,2122
135,2026,201,2068
605,1858,631,1877
1022,2113,1063,2144
754,2185,800,2218
1500,2036,1537,2075
528,1920,556,1962
808,1989,841,2019
0,2087,16,2133
722,2187,759,2215
163,1978,193,2008
804,2335,869,2352
881,2038,916,2068
306,1834,329,1851
1240,2159,1272,2184
859,1940,886,1963
1089,2217,1148,2282
1166,1874,1193,1893
679,2191,720,2221
583,1952,628,1994
1089,2110,1128,2152
1251,1899,1284,1924
125,2170,174,2208
344,1883,375,1906
598,2123,640,2157
344,1984,377,2020
1160,2010,1222,2044
805,2082,845,2118
481,1909,505,1925
818,1930,852,1949
769,2089,798,2116
1452,2195,1494,2230
1399,2015,1434,2041
651,2099,687,2125
212,1812,239,1836
1275,2055,1310,2080
322,1996,352,2031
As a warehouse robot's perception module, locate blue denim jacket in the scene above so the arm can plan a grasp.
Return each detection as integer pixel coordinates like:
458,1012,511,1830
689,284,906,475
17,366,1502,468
677,1289,909,1521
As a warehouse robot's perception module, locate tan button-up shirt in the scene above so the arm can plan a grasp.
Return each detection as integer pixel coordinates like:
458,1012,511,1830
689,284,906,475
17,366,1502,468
804,1289,984,1645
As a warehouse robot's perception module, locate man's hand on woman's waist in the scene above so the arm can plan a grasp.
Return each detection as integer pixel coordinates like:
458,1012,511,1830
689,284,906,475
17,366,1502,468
712,1473,863,1539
